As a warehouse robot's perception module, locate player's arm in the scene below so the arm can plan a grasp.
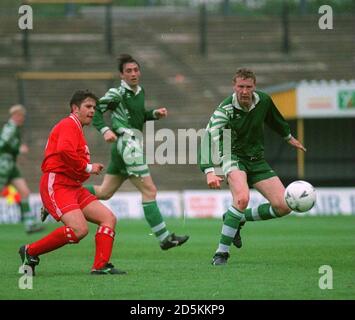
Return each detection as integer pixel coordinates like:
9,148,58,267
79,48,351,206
265,96,306,152
87,163,104,175
93,88,122,142
94,89,135,140
144,108,168,121
93,105,115,142
287,136,306,152
199,107,229,189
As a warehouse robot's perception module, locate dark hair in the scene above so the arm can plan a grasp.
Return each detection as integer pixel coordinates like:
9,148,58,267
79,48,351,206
117,54,140,73
233,68,256,84
69,90,98,111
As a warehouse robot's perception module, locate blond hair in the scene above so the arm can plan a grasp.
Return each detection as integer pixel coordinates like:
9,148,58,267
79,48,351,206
233,68,256,84
9,104,26,116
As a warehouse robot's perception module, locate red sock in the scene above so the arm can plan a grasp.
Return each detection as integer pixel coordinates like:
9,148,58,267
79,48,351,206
92,225,115,270
27,226,79,256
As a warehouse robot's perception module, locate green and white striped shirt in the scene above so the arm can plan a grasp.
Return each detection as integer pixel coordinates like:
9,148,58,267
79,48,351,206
93,80,157,136
199,90,291,173
0,119,21,160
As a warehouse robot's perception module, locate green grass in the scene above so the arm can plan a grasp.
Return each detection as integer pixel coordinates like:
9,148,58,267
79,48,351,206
0,216,354,300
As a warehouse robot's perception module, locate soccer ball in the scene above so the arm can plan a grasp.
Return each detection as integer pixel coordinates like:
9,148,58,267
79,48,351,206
284,180,316,212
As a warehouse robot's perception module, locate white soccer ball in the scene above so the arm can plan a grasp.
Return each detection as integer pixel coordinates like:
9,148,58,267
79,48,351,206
284,180,316,212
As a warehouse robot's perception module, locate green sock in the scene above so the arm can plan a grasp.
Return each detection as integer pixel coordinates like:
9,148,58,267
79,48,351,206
217,206,243,253
84,184,96,196
244,203,281,221
20,199,35,229
142,201,169,242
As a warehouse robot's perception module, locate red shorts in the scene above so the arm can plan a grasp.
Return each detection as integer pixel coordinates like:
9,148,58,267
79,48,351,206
40,172,97,221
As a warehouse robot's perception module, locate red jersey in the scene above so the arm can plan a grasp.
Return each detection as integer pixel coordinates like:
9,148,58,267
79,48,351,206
41,114,91,185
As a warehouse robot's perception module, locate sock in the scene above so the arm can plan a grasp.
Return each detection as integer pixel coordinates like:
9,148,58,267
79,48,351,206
243,203,282,222
142,201,169,242
84,184,96,196
217,206,243,253
27,226,79,256
92,225,115,270
20,199,35,229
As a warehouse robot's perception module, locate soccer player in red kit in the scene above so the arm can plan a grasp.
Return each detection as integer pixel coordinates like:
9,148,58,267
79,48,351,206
18,90,126,275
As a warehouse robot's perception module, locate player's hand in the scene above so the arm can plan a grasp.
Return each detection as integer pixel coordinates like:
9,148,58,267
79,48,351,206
288,136,307,152
154,108,168,119
19,144,29,154
91,163,104,175
103,129,117,143
207,172,224,189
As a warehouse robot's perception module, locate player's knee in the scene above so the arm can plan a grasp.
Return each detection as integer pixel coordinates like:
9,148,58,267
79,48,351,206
97,209,117,229
106,212,117,229
234,196,249,211
19,188,30,199
99,190,115,201
23,191,30,199
142,184,157,200
73,225,89,240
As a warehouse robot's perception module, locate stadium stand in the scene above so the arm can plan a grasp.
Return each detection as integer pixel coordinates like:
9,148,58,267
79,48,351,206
0,4,354,190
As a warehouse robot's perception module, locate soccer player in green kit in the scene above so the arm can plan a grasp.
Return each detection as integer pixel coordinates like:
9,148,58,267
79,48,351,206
0,105,44,234
86,54,189,250
199,68,306,265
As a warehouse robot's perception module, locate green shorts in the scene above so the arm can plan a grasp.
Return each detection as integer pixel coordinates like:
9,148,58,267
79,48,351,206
106,134,150,178
0,154,21,190
221,154,277,186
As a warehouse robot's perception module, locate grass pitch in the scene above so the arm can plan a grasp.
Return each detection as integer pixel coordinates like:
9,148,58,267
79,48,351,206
0,216,354,300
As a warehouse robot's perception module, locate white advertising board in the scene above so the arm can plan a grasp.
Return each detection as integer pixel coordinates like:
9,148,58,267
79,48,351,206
183,188,355,218
0,188,354,223
297,80,355,118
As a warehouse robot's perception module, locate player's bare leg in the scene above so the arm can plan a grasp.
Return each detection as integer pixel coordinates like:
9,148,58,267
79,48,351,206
231,176,290,227
60,209,89,239
227,170,249,248
227,170,250,211
11,178,30,200
130,175,189,250
218,177,292,259
91,174,126,200
83,200,116,228
83,200,126,275
12,178,44,233
253,176,291,216
212,170,248,265
129,175,157,202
